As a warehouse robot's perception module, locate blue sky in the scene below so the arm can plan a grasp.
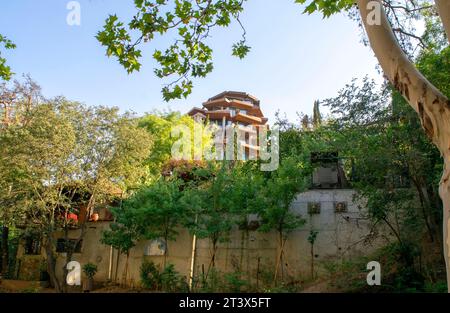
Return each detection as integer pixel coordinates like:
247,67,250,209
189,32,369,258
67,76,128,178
0,0,382,123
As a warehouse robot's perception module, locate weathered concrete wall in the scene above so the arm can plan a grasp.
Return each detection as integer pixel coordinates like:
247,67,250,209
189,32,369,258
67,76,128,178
17,189,389,286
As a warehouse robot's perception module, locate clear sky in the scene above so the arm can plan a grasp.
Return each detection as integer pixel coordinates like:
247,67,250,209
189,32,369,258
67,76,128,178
0,0,382,123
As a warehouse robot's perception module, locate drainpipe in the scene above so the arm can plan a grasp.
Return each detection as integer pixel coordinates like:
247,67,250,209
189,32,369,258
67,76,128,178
188,214,198,291
222,116,226,160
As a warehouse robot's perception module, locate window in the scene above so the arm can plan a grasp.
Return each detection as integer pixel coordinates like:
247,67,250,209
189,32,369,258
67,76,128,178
307,202,321,215
334,202,348,213
56,239,82,253
24,236,41,255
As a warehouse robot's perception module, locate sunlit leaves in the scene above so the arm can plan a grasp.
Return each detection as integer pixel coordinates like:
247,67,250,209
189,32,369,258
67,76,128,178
96,15,142,73
232,40,251,59
97,0,249,101
295,0,354,17
0,34,16,81
417,46,450,99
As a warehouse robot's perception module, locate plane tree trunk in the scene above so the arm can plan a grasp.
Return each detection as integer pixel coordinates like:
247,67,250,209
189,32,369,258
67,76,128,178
435,0,450,43
356,0,450,291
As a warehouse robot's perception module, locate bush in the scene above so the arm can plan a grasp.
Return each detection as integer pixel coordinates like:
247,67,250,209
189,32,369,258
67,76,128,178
197,268,221,292
161,264,188,292
424,281,448,293
140,261,188,292
140,260,160,290
193,269,253,293
82,263,98,279
224,271,249,292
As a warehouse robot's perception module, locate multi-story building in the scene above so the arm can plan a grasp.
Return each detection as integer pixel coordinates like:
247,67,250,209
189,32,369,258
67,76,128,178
187,91,268,160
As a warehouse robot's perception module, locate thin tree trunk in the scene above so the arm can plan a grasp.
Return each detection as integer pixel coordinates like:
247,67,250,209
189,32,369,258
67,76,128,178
205,238,218,281
412,177,434,242
163,246,168,268
273,231,286,284
114,250,120,283
62,250,73,293
1,226,9,278
381,216,403,244
273,232,282,284
211,242,217,269
123,251,129,286
62,226,70,293
239,229,245,271
311,243,314,280
357,0,450,291
45,237,61,293
163,233,168,268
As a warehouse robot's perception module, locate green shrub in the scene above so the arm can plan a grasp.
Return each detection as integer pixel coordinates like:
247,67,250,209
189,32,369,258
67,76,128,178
224,271,249,292
193,269,254,293
82,263,98,279
424,281,448,293
140,260,161,290
198,268,222,292
161,264,188,292
140,260,188,292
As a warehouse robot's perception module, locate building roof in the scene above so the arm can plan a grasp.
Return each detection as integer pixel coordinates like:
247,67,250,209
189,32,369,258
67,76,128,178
187,91,268,125
207,91,260,106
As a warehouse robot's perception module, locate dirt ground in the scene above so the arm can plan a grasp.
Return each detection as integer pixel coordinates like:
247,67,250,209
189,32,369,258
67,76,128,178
0,280,152,293
0,279,335,293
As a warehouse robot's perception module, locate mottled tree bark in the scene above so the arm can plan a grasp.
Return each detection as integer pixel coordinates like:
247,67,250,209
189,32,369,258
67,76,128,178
357,0,450,291
435,0,450,44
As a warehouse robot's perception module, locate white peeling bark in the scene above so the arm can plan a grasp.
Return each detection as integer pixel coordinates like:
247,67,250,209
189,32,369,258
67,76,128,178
435,0,450,44
356,0,450,291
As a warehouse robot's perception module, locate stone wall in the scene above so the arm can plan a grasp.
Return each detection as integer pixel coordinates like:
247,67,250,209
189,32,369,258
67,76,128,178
17,189,390,286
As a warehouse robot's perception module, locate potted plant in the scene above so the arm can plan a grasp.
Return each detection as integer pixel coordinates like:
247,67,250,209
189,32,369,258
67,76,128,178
82,262,98,292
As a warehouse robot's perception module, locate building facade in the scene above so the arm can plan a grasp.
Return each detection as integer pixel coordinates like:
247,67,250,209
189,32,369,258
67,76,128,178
188,91,268,160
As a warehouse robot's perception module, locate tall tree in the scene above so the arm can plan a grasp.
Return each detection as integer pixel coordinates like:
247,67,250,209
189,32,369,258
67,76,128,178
0,76,42,278
181,163,236,278
101,199,142,284
131,178,185,266
0,98,152,292
258,157,309,283
138,111,213,180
